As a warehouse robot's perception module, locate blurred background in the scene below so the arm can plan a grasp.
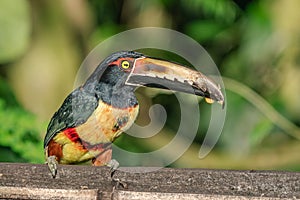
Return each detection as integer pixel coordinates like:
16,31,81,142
0,0,299,171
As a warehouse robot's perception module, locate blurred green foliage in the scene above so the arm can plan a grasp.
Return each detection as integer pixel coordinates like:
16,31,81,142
0,78,44,163
0,0,299,170
0,0,30,63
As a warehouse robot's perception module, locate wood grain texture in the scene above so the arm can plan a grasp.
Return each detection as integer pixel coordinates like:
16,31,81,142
0,163,299,199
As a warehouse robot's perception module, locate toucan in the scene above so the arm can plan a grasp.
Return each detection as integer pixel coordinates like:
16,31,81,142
44,51,224,178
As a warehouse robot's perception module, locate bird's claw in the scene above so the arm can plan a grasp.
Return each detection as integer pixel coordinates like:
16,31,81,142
106,159,127,189
46,156,58,178
112,178,128,189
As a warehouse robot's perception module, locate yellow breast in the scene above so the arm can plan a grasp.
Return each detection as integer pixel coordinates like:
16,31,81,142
75,101,139,145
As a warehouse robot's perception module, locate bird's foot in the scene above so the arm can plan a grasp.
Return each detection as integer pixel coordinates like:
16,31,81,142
46,156,58,178
106,159,127,189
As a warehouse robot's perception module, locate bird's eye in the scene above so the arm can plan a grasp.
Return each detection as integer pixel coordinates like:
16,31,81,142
121,60,130,69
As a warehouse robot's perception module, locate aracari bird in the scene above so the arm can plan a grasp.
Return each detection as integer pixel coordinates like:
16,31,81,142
44,51,224,178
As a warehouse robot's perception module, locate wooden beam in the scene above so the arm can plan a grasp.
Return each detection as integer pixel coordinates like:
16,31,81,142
0,163,299,199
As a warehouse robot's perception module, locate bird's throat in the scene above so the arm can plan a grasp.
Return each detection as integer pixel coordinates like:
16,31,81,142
95,82,138,109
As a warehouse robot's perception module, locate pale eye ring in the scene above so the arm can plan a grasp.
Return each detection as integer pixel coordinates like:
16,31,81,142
121,60,130,69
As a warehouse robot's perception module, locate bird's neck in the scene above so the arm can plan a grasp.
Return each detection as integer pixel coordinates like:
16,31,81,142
94,82,138,109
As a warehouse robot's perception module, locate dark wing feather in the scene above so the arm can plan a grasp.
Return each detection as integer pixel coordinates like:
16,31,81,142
44,87,98,148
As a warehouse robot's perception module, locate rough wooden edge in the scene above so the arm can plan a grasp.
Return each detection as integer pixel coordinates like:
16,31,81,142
114,191,293,200
0,163,299,200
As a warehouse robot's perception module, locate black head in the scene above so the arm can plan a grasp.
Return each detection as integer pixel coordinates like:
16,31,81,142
83,51,144,88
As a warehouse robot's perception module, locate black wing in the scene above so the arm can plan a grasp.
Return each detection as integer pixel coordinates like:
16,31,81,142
44,87,98,148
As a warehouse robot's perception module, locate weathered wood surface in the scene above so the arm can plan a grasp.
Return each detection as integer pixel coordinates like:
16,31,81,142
0,163,299,199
